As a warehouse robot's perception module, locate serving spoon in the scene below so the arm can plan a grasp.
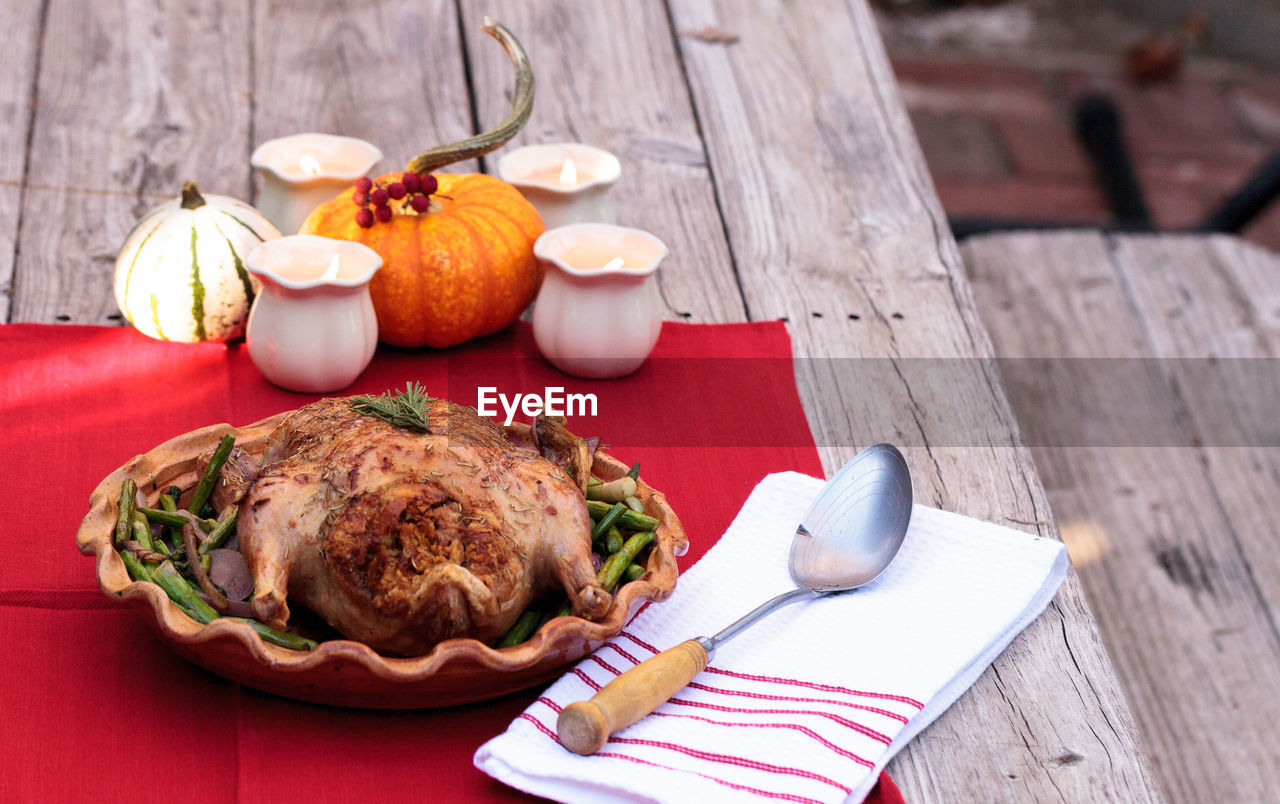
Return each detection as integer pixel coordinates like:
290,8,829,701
557,443,914,755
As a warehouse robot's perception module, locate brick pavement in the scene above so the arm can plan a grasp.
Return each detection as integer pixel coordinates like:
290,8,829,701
891,56,1280,250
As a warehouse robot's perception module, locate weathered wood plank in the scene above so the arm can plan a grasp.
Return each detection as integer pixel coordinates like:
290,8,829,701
1109,235,1280,626
252,0,478,186
1106,234,1280,797
0,0,43,323
457,0,747,324
965,230,1280,802
667,1,1160,800
10,0,252,324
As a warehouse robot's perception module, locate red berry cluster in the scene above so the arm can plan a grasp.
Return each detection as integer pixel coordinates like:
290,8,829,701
352,172,440,228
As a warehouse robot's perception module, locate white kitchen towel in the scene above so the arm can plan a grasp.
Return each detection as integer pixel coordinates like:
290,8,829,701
475,471,1068,804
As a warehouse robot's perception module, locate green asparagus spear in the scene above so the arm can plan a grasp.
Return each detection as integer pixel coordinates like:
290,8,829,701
152,562,220,624
225,618,317,651
115,478,138,547
625,563,646,583
497,609,543,648
626,460,641,481
602,526,624,555
554,530,658,618
158,491,184,549
152,564,314,650
198,507,238,555
599,532,655,592
138,507,216,532
130,511,155,552
188,434,235,517
623,496,645,513
591,502,627,541
587,500,659,532
120,549,153,582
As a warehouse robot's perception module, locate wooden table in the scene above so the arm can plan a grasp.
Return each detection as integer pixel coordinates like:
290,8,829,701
0,1,1162,800
966,231,1280,802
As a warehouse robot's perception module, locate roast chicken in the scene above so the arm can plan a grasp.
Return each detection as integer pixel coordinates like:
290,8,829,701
220,397,610,655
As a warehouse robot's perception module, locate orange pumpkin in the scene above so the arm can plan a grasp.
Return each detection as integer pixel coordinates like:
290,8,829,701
302,173,543,347
301,19,545,348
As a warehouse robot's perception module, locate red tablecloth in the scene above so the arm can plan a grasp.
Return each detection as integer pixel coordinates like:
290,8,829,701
0,321,902,804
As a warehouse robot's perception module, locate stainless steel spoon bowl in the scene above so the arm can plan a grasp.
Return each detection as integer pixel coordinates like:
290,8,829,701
557,443,914,755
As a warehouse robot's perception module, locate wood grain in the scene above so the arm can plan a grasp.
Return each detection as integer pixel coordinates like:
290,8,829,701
558,639,709,755
0,0,43,322
1110,235,1280,617
668,1,1160,800
965,231,1280,802
252,0,478,188
11,0,252,324
458,0,746,323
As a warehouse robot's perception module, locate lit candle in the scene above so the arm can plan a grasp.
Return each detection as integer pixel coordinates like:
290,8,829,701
319,254,341,281
560,157,578,186
531,223,668,379
496,143,621,230
299,154,324,177
517,156,584,188
558,248,633,271
251,133,383,234
244,235,383,393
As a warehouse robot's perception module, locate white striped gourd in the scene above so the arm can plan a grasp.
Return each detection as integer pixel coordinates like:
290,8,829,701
114,181,281,342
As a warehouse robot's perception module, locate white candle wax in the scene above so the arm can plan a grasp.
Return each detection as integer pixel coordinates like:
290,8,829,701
245,235,383,393
251,133,383,234
496,143,621,229
531,223,667,379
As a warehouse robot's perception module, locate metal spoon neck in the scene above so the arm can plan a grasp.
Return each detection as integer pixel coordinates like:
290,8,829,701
700,587,818,657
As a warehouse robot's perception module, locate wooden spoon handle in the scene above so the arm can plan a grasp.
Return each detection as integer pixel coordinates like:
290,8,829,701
557,639,709,755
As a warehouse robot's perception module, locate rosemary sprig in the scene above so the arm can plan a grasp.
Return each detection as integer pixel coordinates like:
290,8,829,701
350,382,435,433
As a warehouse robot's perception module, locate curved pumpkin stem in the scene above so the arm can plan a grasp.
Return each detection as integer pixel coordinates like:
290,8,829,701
406,18,534,175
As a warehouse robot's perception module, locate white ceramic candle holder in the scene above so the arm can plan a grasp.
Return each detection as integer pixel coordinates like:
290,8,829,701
251,133,383,234
532,223,668,379
245,235,382,393
496,143,622,230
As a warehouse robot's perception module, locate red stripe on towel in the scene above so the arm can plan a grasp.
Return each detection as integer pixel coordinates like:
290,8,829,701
663,697,892,745
606,735,852,794
515,714,828,804
535,697,874,768
599,643,908,723
617,631,925,709
571,668,603,691
686,682,908,724
584,655,891,744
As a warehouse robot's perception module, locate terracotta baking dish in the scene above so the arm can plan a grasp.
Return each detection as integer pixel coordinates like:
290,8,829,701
76,411,686,708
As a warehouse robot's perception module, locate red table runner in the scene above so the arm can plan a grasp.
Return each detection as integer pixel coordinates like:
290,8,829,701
0,321,901,804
